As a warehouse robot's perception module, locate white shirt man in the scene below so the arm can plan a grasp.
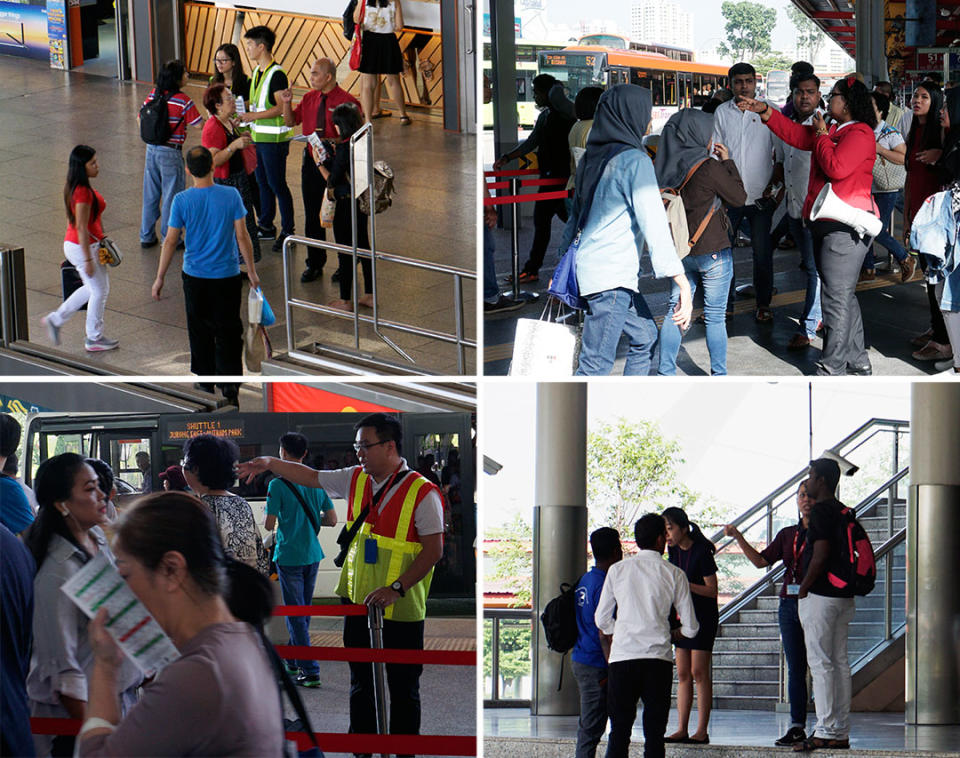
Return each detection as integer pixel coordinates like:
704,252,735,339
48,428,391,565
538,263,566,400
595,514,698,758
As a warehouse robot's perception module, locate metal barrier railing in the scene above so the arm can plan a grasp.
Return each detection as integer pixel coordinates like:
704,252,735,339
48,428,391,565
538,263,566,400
281,125,476,374
483,607,532,708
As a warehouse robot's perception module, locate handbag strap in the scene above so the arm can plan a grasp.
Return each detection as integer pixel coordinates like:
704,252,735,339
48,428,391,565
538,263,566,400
572,147,624,238
278,477,321,536
338,469,404,554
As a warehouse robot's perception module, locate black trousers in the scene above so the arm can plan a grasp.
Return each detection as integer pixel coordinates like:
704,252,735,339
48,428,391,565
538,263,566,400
813,230,870,375
343,610,424,756
605,658,673,758
332,198,373,301
181,272,243,382
215,171,261,263
524,196,568,274
302,151,328,271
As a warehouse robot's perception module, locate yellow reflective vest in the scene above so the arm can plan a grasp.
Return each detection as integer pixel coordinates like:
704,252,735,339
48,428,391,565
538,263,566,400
335,467,438,622
249,62,292,143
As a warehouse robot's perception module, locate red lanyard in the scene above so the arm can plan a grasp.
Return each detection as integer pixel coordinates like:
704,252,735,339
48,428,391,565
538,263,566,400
791,526,806,583
364,466,404,526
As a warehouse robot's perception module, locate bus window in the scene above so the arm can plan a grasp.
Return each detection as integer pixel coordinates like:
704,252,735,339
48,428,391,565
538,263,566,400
664,72,677,106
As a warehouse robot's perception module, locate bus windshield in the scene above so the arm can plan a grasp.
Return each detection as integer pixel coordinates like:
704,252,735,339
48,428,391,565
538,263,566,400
578,34,628,49
538,51,607,99
766,69,791,104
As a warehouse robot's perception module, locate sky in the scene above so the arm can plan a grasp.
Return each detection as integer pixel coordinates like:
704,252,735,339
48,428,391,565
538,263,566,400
528,0,807,54
481,381,913,530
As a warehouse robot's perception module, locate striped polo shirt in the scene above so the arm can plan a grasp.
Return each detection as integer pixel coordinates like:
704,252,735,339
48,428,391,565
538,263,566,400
143,89,203,147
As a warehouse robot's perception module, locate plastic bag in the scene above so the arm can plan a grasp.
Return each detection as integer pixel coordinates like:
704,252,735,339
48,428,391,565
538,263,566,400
247,287,276,326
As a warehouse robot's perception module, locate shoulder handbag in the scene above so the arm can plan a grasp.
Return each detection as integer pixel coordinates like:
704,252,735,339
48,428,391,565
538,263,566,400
277,477,321,536
873,126,907,192
509,298,581,377
349,0,365,70
98,237,123,267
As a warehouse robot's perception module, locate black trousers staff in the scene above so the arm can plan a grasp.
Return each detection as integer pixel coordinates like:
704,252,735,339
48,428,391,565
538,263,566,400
812,228,870,375
343,606,424,757
302,151,328,272
181,272,243,379
524,196,569,275
605,658,673,758
333,197,373,302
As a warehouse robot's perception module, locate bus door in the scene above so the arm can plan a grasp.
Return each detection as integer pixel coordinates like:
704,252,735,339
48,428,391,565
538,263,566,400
678,71,693,108
95,429,159,505
401,412,475,598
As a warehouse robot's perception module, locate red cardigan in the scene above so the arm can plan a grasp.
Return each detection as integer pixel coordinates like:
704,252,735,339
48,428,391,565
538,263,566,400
765,109,878,220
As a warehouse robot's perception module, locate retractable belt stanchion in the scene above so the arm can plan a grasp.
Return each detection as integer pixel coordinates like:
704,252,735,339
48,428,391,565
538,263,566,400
368,605,389,758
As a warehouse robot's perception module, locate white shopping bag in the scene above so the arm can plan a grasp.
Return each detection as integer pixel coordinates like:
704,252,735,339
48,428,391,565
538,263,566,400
509,301,581,377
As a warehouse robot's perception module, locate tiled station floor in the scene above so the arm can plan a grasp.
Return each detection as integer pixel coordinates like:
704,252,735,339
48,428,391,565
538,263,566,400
0,55,476,376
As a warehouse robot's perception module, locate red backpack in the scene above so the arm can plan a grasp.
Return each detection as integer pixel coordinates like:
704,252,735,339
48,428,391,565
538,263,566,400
826,507,876,596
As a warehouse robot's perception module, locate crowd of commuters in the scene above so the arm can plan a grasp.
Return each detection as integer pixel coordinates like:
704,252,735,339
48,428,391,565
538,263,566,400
0,411,446,756
570,457,866,757
490,61,960,376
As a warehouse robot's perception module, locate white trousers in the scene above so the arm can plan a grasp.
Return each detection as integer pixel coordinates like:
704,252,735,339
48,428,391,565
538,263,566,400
50,241,108,341
798,593,856,740
936,281,960,369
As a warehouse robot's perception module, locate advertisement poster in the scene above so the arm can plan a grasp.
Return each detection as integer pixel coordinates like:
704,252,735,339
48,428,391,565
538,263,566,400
0,0,50,61
46,0,65,68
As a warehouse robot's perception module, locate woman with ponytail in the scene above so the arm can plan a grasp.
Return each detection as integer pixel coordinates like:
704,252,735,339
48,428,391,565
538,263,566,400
662,506,718,745
41,145,118,353
24,453,141,757
76,492,288,755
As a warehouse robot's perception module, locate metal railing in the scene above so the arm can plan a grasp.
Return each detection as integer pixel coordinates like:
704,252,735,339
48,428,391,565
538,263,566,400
483,607,532,707
281,124,476,374
853,527,907,665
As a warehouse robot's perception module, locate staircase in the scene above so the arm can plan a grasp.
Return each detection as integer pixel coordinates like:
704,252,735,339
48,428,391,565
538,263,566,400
671,419,910,711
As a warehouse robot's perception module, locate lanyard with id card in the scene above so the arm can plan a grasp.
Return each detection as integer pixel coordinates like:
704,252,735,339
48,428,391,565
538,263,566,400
787,527,807,596
362,469,403,564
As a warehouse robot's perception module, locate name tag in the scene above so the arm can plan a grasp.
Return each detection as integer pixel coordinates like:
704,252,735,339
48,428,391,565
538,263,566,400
364,537,378,564
786,584,801,596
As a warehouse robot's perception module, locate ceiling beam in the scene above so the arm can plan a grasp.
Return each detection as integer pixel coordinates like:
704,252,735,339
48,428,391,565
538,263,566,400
812,11,854,19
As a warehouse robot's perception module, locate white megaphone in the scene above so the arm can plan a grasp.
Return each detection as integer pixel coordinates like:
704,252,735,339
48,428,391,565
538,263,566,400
809,183,883,239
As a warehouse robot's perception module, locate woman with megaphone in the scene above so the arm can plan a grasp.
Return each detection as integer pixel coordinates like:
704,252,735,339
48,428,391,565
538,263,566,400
737,75,879,375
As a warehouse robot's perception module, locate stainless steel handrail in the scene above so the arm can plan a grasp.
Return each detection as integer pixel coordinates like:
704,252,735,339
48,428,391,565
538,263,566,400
483,608,533,707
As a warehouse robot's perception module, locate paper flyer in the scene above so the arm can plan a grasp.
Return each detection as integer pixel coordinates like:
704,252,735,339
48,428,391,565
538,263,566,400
61,552,179,675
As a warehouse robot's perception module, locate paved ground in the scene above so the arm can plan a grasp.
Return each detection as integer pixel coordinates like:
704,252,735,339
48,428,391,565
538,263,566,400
0,55,476,376
484,213,953,377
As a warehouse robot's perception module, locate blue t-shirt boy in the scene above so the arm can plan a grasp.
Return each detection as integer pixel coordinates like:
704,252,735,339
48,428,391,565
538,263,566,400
168,184,246,279
572,566,608,669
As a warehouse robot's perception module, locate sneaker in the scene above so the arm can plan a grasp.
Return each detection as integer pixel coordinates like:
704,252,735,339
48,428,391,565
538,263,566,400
899,255,917,283
84,336,119,352
484,296,525,314
300,266,322,283
911,328,934,348
140,238,158,249
787,333,811,350
297,673,321,688
257,226,277,240
934,358,955,372
272,234,289,253
775,727,807,747
283,662,300,677
912,341,952,361
755,306,773,323
41,315,61,346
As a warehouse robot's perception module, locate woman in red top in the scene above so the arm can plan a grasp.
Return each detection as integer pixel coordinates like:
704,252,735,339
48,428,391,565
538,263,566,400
739,76,879,375
41,145,117,352
201,83,261,263
903,81,951,362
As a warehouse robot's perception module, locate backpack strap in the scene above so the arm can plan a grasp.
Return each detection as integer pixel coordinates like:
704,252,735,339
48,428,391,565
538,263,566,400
672,158,719,250
676,158,711,194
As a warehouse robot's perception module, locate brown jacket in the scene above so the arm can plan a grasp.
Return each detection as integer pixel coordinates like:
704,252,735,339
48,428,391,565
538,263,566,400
679,158,747,255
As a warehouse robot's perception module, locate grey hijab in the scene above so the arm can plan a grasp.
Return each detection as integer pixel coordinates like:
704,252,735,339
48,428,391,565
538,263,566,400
654,108,715,190
573,85,653,215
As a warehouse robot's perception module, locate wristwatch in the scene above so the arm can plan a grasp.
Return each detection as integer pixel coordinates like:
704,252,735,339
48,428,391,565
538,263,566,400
390,580,405,597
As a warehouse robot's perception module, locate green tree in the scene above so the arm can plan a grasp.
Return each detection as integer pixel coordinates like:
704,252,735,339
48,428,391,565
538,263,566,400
483,619,532,698
786,4,826,64
485,513,532,607
716,1,777,62
752,51,796,76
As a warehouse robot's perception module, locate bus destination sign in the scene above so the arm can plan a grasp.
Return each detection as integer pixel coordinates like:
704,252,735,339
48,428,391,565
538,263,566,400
543,53,597,68
164,418,245,442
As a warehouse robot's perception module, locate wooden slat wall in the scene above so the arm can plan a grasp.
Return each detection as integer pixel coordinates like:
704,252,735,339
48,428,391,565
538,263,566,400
183,3,443,112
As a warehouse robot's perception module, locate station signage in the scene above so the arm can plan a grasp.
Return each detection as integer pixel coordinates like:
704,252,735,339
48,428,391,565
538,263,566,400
162,418,245,443
916,52,960,70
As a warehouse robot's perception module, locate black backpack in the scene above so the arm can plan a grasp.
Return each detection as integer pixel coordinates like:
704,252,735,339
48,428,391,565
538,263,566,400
827,507,877,596
540,578,581,654
140,92,182,145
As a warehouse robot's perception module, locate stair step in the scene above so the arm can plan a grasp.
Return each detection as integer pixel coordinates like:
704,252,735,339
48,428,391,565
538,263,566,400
713,637,782,652
718,623,781,638
711,652,781,667
713,695,779,710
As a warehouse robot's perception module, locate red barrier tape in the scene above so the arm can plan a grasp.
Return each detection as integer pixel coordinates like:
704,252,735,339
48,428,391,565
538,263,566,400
486,180,511,190
483,168,539,177
273,604,369,617
484,190,569,206
277,644,475,665
29,720,476,756
521,178,568,187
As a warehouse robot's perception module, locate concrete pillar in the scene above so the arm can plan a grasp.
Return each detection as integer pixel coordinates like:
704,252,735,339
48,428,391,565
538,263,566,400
855,0,889,87
531,382,588,715
489,0,518,177
906,383,960,724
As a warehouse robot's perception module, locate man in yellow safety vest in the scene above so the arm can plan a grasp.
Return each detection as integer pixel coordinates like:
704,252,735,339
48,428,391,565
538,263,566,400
238,413,444,753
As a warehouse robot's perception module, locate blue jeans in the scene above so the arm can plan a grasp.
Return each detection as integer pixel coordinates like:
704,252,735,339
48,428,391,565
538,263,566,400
576,288,658,376
484,224,499,303
658,249,733,375
864,191,908,269
779,597,808,729
572,660,608,758
789,217,822,338
278,562,320,676
727,204,775,308
140,144,184,243
254,141,295,235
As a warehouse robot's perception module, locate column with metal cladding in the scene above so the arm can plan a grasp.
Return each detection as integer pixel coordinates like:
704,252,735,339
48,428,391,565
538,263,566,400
907,383,960,724
531,382,588,714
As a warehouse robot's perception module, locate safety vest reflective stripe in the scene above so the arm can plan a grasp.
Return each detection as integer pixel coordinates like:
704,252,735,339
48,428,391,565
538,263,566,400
249,63,292,143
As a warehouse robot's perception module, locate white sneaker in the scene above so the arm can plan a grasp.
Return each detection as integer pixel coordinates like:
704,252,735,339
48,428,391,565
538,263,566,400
41,315,60,345
934,358,954,372
84,336,119,352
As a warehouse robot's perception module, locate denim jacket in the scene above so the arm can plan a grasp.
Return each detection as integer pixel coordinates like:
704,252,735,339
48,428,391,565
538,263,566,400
910,190,960,312
558,149,683,297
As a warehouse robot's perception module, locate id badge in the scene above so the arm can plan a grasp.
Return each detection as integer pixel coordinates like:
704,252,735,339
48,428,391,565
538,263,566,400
786,584,801,596
364,537,378,564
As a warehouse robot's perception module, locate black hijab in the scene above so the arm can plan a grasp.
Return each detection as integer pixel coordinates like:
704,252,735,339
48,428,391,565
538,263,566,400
654,108,714,190
573,85,652,214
